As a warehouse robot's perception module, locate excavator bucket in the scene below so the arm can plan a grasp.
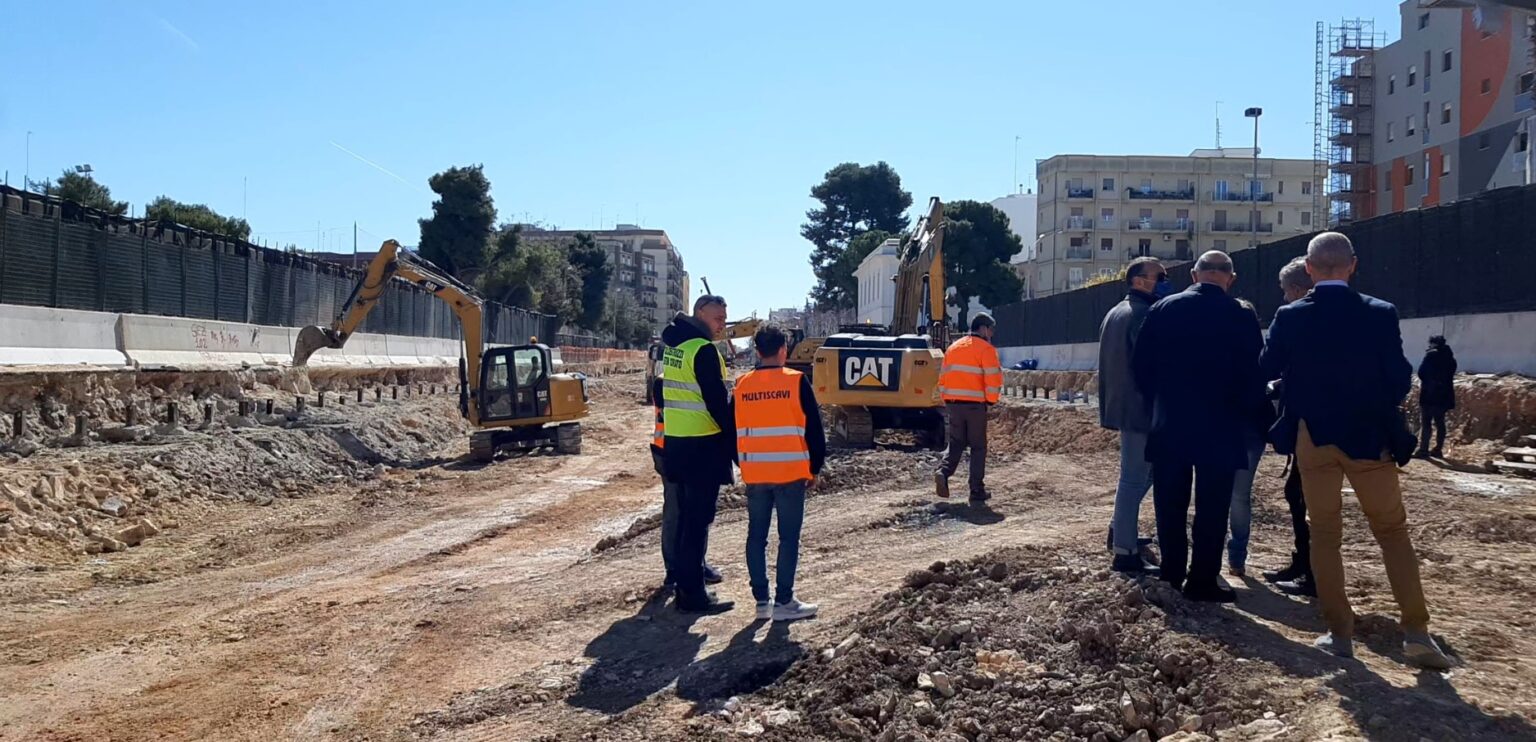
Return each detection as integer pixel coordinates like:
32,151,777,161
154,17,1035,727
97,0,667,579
292,326,343,367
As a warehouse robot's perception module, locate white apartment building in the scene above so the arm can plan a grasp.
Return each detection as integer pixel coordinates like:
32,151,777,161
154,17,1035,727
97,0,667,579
854,238,901,327
988,190,1039,305
1029,149,1323,297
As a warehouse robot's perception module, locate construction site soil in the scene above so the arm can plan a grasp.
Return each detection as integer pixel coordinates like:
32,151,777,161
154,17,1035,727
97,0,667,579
1,370,1534,741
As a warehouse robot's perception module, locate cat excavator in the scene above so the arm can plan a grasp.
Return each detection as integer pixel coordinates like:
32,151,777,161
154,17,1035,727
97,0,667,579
809,197,950,448
292,240,589,461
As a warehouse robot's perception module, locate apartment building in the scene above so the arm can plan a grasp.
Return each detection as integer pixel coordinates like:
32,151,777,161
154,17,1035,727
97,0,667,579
1029,150,1322,297
854,238,902,327
989,191,1040,295
519,225,688,329
1333,2,1534,222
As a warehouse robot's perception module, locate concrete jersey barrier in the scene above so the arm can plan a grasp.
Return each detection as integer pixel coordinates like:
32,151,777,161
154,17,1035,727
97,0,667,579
119,314,280,369
0,304,129,367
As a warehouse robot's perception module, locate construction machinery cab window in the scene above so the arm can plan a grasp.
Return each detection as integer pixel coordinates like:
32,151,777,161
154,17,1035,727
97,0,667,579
482,347,551,422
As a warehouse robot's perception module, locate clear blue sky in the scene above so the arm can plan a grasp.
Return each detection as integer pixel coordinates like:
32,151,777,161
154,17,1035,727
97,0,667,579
1,0,1392,319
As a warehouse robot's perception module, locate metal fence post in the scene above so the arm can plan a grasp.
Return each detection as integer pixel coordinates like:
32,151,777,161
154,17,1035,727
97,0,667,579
51,202,62,306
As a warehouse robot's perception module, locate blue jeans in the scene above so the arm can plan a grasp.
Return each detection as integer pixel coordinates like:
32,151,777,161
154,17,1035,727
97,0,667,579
745,481,807,605
660,480,681,582
1227,435,1266,570
1111,430,1155,555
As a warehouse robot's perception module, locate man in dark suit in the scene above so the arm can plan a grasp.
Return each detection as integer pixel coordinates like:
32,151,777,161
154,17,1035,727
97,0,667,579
1260,231,1451,669
1132,251,1266,603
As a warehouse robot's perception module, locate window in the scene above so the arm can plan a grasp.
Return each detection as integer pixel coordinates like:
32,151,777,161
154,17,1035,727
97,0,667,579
1519,132,1529,153
1137,239,1152,257
1479,131,1492,150
1175,208,1190,222
1408,65,1417,86
1406,165,1415,186
1277,211,1284,225
1177,178,1191,192
1386,174,1393,191
1214,179,1230,198
1424,153,1432,181
1070,206,1084,217
1102,177,1115,191
1520,72,1535,95
1481,78,1492,95
1214,239,1227,250
1175,239,1190,259
1418,12,1429,29
1139,208,1153,219
1389,75,1397,95
1387,122,1396,142
1278,180,1285,194
1069,236,1084,248
1069,267,1083,288
1442,154,1452,175
1407,115,1416,136
1100,237,1114,251
1302,211,1313,227
1443,50,1453,72
1301,181,1313,195
1442,103,1452,124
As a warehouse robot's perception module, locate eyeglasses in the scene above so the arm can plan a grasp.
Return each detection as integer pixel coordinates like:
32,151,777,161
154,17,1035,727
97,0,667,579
1136,272,1167,282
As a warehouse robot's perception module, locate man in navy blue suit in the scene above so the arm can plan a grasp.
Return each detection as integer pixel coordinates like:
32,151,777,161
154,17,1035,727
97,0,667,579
1260,231,1451,669
1132,251,1266,603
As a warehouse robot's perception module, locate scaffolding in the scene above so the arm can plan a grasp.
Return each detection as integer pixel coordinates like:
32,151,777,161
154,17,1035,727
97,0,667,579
1321,19,1386,226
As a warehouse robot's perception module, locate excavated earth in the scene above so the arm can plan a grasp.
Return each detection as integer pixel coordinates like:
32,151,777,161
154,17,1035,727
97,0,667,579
0,370,1534,742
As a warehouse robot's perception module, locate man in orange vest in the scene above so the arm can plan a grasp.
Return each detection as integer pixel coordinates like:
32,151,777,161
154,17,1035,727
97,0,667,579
734,323,826,622
935,313,1003,504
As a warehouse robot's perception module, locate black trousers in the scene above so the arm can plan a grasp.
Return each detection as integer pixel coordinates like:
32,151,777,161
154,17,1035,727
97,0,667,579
938,402,988,496
1283,458,1311,573
1419,406,1448,452
673,481,720,605
1152,462,1236,589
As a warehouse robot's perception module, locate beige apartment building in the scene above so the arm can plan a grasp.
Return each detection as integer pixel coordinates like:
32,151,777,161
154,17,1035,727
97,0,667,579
1028,149,1323,297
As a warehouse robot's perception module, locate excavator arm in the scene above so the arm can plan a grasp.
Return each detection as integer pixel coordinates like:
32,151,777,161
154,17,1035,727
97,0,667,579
890,197,948,344
292,241,486,394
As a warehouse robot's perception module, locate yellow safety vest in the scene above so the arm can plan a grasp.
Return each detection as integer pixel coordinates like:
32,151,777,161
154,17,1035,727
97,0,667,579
662,338,728,437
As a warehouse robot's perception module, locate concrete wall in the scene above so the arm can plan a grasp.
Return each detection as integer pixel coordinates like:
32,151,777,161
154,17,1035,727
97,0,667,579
999,310,1536,377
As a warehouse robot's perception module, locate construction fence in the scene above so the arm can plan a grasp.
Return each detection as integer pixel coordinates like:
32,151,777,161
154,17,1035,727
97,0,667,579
993,183,1536,347
0,185,560,346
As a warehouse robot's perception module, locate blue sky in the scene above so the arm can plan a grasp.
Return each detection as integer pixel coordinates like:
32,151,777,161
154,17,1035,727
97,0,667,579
1,0,1392,319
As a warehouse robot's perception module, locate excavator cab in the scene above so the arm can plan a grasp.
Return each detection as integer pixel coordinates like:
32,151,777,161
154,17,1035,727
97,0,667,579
469,343,586,460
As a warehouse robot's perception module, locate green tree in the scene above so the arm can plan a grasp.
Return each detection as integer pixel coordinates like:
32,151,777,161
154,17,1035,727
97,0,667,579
605,294,655,348
800,162,912,309
37,170,127,214
941,200,1025,329
418,165,496,283
566,233,611,330
481,238,583,327
145,196,250,239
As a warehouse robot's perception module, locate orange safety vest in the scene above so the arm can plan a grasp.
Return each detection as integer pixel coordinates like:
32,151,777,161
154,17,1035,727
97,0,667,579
733,366,812,485
652,403,665,449
939,334,1003,404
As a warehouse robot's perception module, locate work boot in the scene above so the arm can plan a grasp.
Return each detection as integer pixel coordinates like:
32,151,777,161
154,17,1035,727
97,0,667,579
1314,632,1354,659
1431,446,1444,458
676,595,735,615
1182,582,1237,604
1413,448,1431,460
772,598,819,622
703,563,723,585
1404,633,1453,670
968,490,991,505
934,472,951,499
1275,574,1318,597
1263,554,1307,583
1112,554,1160,575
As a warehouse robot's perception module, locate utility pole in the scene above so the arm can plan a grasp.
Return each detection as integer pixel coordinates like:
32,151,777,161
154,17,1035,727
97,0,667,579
1013,136,1021,194
243,176,248,221
1245,107,1263,249
24,131,32,191
353,221,358,269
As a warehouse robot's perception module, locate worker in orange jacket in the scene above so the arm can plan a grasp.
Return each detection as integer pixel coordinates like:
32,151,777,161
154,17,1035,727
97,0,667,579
935,313,1003,504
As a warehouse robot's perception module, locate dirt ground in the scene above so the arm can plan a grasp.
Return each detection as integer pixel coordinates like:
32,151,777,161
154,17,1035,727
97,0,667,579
1,372,1535,741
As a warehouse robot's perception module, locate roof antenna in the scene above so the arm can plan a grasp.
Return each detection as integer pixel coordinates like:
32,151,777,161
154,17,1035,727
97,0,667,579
1215,100,1224,150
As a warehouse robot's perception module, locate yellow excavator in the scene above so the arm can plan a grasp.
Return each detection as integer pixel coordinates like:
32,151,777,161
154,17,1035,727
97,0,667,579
292,240,589,461
809,197,950,448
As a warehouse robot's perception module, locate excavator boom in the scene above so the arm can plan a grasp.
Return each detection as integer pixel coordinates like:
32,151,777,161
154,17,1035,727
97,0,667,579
890,197,947,342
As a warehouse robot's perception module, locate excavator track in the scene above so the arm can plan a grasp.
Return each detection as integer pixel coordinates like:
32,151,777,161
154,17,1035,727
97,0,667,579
469,431,497,463
828,405,875,449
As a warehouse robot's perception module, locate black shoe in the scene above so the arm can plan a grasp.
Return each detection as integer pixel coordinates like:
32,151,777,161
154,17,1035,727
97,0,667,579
1183,582,1237,603
1431,447,1444,458
934,473,951,499
968,490,991,504
1275,574,1318,597
1413,449,1431,460
676,597,735,615
703,564,723,585
1112,554,1160,575
1161,573,1186,592
1262,556,1307,584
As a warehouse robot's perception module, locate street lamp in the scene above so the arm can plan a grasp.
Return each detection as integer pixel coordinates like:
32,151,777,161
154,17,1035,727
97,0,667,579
1244,107,1263,249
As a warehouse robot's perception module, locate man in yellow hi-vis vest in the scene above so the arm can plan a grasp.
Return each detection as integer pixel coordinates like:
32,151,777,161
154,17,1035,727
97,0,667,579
660,294,736,614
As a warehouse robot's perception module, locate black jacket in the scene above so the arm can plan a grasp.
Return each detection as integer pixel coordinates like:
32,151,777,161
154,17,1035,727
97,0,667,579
1260,284,1413,461
1418,344,1458,410
1132,283,1267,470
1097,289,1157,433
660,314,736,486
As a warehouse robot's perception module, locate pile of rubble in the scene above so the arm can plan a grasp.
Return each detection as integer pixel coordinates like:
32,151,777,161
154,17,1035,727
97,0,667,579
692,547,1291,742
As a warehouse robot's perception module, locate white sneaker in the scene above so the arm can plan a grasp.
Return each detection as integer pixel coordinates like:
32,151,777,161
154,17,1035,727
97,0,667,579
755,601,772,620
772,599,819,622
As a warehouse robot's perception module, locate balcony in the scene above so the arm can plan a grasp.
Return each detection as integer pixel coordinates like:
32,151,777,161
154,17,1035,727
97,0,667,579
1211,191,1275,202
1063,216,1096,230
1208,221,1274,234
1126,187,1195,201
640,298,659,309
1066,186,1095,199
1064,247,1093,260
1126,218,1193,232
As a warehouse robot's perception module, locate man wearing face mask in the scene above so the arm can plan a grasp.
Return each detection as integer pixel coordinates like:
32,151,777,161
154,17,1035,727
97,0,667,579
1097,257,1170,574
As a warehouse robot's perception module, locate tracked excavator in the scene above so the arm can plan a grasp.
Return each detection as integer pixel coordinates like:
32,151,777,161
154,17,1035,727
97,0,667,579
292,240,589,461
809,197,951,448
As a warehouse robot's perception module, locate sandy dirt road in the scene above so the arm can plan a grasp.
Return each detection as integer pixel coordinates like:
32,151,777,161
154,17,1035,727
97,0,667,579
1,375,1534,741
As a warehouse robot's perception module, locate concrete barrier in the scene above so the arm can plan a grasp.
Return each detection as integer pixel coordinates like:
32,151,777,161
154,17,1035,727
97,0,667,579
120,314,278,369
0,304,129,367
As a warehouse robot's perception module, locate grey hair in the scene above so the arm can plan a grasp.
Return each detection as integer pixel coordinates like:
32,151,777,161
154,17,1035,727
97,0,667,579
1279,256,1313,293
1306,232,1355,275
1195,250,1234,274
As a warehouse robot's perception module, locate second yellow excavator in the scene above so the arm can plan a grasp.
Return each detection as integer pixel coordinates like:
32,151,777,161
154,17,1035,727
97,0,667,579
293,240,589,461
